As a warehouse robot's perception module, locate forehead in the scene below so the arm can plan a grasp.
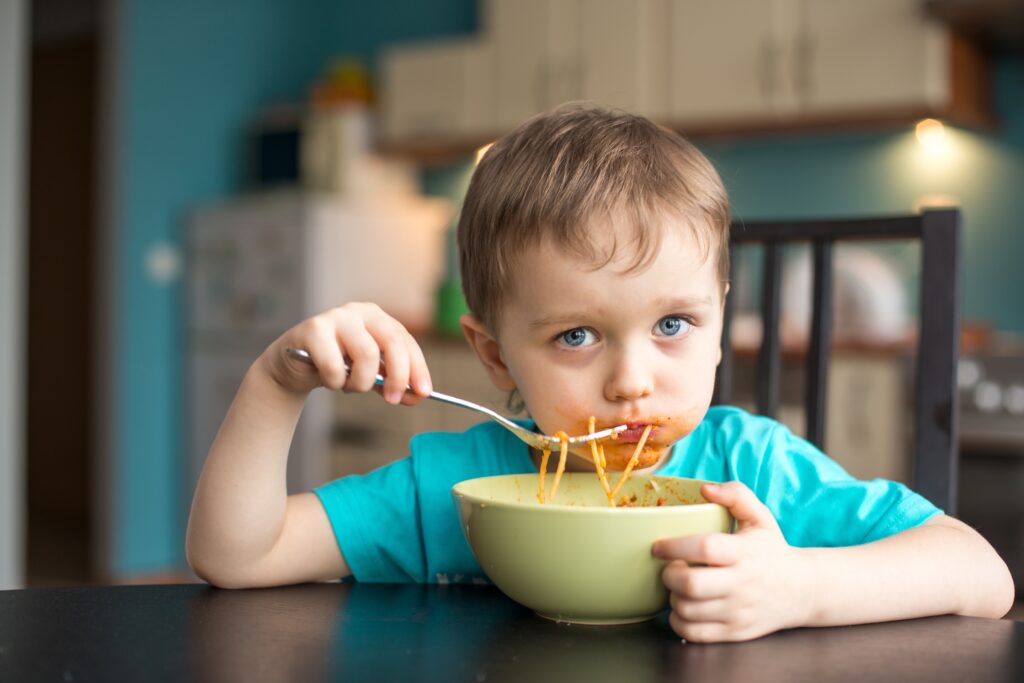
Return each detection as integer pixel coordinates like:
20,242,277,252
500,219,719,323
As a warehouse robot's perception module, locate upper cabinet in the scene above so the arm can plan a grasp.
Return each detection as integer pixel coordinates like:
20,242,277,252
670,0,986,130
487,0,671,129
378,0,991,158
378,38,495,147
379,0,672,150
797,0,949,114
487,0,671,126
670,0,798,121
578,0,671,122
488,0,579,130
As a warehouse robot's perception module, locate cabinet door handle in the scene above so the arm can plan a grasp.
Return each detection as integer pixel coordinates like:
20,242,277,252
795,32,815,102
536,62,548,111
759,37,777,103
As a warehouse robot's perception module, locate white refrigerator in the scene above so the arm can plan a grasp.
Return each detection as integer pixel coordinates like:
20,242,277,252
184,189,451,510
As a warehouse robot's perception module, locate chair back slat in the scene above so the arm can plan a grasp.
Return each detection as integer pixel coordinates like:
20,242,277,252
914,210,961,513
805,240,834,449
714,246,735,405
757,242,783,418
719,210,960,512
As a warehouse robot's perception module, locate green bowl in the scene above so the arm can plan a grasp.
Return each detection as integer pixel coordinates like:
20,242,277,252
452,473,733,625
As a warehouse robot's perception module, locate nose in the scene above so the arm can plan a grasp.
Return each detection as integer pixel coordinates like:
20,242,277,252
603,349,653,403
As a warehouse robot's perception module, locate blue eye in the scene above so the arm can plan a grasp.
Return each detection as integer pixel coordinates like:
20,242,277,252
655,316,690,337
558,327,597,348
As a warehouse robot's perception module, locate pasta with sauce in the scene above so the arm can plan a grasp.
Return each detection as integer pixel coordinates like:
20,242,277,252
536,419,653,507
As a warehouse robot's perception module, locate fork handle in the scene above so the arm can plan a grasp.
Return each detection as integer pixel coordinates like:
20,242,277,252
288,347,492,413
286,347,386,387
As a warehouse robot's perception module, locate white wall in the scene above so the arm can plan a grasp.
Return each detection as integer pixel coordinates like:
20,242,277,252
0,0,27,590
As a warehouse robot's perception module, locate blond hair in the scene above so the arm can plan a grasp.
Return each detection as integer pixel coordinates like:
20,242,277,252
458,104,731,333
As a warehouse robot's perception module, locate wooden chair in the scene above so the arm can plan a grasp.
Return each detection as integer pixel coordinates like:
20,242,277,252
713,209,961,513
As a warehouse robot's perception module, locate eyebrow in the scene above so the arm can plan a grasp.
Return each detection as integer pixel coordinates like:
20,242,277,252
528,295,715,329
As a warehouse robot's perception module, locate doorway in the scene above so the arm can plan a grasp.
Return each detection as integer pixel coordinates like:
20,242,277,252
26,0,100,586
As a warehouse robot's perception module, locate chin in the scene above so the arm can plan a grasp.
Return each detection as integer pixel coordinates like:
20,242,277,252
601,444,663,471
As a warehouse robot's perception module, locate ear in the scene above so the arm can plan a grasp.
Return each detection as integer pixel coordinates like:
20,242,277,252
717,282,731,366
460,314,517,391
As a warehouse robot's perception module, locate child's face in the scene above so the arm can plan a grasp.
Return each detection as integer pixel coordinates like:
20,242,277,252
473,217,724,473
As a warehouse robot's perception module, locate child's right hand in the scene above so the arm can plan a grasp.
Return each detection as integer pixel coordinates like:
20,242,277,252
259,303,434,405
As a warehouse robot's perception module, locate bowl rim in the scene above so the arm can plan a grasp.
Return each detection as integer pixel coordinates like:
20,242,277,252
451,473,727,516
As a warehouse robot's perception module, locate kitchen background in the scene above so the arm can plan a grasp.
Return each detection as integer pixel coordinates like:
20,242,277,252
1,0,1023,609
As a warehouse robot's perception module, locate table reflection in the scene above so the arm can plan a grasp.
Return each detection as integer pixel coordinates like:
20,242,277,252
183,583,1022,683
185,582,689,682
186,583,342,682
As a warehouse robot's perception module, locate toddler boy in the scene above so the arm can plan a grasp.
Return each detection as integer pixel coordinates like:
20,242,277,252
187,105,1013,642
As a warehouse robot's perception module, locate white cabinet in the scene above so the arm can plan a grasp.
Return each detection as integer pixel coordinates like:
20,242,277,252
487,0,580,130
670,0,798,121
458,0,672,132
379,38,495,143
670,0,956,127
798,0,948,115
578,0,671,121
377,0,986,153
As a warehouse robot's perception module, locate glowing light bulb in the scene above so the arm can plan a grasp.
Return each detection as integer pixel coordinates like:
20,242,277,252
915,118,949,156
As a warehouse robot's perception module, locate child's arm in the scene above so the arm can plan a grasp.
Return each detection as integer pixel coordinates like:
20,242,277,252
653,482,1015,642
185,303,433,588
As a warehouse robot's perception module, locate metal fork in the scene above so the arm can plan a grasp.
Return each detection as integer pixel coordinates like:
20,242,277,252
286,347,626,451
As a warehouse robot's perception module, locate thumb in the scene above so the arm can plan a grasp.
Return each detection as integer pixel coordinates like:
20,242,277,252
701,481,778,532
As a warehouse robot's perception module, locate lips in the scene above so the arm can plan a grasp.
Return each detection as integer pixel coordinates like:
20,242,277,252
616,422,658,443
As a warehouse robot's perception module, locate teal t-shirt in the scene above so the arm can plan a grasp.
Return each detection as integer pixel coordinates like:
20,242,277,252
314,406,941,583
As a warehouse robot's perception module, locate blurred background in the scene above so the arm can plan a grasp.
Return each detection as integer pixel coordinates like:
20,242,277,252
1,0,1023,611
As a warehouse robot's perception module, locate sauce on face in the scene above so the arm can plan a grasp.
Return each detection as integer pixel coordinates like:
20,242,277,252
536,419,653,507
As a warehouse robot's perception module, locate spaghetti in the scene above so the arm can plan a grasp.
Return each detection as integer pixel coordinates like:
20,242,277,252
548,431,570,500
537,449,552,503
610,425,654,500
588,419,613,506
536,419,652,507
589,416,607,469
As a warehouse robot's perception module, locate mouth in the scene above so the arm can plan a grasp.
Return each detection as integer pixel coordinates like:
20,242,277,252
613,421,659,443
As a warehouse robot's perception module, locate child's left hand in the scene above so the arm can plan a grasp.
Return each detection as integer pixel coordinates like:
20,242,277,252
652,481,814,642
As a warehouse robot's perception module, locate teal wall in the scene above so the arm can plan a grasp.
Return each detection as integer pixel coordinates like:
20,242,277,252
111,0,1022,575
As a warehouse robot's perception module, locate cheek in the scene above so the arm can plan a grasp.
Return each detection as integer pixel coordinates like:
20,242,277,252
512,361,597,424
666,344,720,395
537,400,594,439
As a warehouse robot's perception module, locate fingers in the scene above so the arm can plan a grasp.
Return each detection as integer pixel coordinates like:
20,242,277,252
335,315,383,393
662,562,735,600
360,311,432,403
299,317,348,390
669,593,730,623
405,337,433,397
652,533,741,566
668,612,748,643
668,596,769,643
289,304,432,403
667,589,765,643
699,482,778,531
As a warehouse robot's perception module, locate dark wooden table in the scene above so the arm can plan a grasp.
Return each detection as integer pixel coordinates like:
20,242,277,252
1,583,1021,682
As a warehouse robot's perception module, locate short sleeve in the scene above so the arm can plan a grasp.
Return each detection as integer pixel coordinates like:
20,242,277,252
314,457,428,582
750,423,942,547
